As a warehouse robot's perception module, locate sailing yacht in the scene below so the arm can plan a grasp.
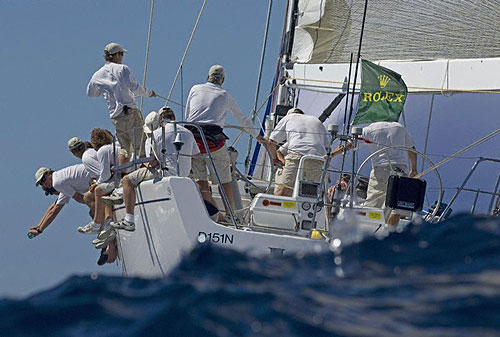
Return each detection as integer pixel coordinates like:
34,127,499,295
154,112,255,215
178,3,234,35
114,0,500,277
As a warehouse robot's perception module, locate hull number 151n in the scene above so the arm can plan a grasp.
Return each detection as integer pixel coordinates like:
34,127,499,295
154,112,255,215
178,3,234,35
198,232,234,245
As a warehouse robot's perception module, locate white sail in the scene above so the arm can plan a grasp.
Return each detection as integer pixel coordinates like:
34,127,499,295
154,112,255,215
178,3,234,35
288,0,500,93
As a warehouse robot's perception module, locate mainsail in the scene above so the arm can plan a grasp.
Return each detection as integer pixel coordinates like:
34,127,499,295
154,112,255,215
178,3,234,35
287,0,500,93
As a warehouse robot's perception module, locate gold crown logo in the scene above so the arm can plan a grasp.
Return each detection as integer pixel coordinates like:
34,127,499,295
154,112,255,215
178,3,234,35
378,75,390,88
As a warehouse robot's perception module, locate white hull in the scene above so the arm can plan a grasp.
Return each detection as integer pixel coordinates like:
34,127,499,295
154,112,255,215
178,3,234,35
115,177,338,277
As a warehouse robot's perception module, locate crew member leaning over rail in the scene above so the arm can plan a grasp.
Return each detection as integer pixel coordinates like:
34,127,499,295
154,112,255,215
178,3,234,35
67,137,100,180
266,108,329,197
185,65,265,222
94,108,200,248
28,165,94,238
76,128,121,236
87,42,157,167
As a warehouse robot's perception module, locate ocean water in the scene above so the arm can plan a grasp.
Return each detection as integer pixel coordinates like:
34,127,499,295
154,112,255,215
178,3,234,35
1,214,499,337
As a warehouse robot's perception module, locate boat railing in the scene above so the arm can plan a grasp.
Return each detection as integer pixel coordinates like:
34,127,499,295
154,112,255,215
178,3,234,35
439,157,500,221
110,122,240,228
354,146,444,221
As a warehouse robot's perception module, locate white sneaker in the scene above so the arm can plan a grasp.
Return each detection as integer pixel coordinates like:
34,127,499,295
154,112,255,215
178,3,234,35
77,221,102,234
101,192,124,205
93,230,116,249
96,225,115,240
110,219,135,232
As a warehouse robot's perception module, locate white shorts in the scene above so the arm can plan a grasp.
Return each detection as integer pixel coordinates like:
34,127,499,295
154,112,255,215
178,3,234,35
191,146,232,185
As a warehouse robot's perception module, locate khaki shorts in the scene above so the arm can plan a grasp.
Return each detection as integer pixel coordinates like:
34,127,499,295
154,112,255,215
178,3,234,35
364,166,410,216
278,153,323,190
192,146,232,185
127,167,157,187
98,181,116,195
111,108,145,159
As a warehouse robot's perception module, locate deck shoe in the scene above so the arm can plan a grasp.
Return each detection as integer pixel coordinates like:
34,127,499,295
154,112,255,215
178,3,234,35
101,192,124,205
97,248,108,266
77,221,102,234
93,230,116,249
97,225,115,240
111,219,135,232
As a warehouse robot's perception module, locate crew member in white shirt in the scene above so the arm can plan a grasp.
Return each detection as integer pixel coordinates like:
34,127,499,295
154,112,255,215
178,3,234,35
185,65,265,220
333,121,418,226
267,108,329,196
77,129,120,235
28,164,93,238
87,42,157,166
67,137,100,179
360,121,417,226
105,108,200,233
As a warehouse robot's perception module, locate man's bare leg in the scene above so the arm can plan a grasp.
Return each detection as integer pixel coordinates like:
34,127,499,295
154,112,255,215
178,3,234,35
221,182,236,215
83,191,95,218
387,213,401,227
106,240,118,263
197,180,223,222
93,186,109,226
122,176,136,215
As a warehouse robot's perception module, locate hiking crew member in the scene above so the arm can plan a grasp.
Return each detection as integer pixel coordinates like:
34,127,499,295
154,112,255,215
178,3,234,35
185,65,265,219
106,109,200,233
67,137,100,179
87,42,157,166
28,164,94,238
268,108,329,196
360,121,417,226
77,129,120,235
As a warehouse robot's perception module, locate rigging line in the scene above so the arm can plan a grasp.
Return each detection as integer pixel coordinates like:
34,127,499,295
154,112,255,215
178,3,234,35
346,0,369,129
229,83,279,147
165,0,207,105
416,127,500,178
245,0,273,174
155,94,184,108
140,0,155,112
421,94,435,172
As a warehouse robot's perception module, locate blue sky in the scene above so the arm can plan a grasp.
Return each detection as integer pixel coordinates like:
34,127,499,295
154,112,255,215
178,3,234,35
1,1,498,298
0,0,287,298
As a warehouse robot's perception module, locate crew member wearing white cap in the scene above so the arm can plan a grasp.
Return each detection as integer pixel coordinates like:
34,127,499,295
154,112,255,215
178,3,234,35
87,42,157,167
185,65,265,220
77,129,120,235
267,108,329,196
28,164,94,238
103,109,200,234
68,137,100,179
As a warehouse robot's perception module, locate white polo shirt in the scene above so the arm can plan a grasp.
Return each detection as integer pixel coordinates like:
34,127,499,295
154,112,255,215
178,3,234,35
185,82,259,138
52,164,92,205
270,114,329,157
87,62,152,119
82,148,100,179
96,142,121,184
362,122,416,168
146,123,200,177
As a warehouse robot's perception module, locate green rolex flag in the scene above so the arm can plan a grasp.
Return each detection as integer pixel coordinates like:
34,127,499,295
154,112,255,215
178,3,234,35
353,59,408,125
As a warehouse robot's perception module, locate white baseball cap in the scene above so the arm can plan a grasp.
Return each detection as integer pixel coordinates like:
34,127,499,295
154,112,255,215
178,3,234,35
143,111,160,134
208,65,224,77
67,137,83,150
35,167,51,186
104,42,128,55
